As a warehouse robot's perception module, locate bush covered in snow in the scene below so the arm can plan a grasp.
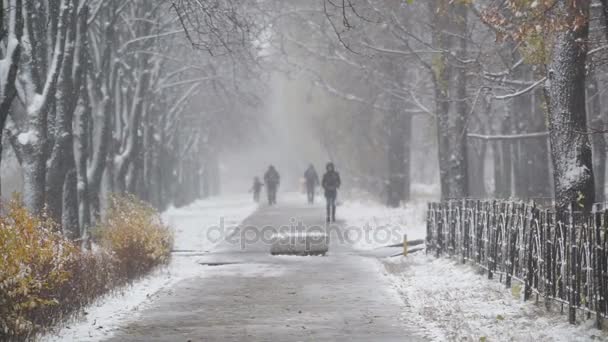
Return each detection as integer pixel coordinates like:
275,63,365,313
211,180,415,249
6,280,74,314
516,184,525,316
0,195,172,340
95,194,173,279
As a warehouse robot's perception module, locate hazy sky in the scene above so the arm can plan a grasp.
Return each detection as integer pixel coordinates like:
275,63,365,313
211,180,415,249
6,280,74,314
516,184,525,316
221,71,330,194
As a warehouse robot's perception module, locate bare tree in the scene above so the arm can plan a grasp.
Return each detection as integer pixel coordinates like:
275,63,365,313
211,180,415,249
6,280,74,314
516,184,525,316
8,0,72,215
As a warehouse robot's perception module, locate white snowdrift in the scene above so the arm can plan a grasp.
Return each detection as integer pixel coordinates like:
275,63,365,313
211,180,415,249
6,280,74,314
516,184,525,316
342,197,608,341
385,254,607,341
340,199,427,250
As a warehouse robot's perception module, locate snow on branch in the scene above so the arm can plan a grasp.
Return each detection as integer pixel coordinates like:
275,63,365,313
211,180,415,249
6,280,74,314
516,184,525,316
492,77,546,100
170,0,253,55
467,131,549,141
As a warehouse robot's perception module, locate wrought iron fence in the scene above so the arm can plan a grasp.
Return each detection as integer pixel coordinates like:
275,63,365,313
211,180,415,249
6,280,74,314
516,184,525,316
426,200,608,327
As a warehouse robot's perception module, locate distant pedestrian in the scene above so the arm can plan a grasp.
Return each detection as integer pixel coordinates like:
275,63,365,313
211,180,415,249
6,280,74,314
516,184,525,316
304,164,319,204
264,165,280,205
251,177,264,202
322,162,341,222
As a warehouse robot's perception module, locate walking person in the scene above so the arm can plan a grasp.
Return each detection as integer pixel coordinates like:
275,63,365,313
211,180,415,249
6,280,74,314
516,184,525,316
304,164,319,204
250,177,264,202
322,162,341,222
264,165,280,205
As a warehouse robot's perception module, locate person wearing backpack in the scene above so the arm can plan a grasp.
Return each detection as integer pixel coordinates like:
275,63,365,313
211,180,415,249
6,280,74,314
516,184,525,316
322,162,341,222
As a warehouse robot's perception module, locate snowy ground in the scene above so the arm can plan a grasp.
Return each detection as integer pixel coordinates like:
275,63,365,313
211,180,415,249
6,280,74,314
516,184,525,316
42,193,608,341
41,194,257,342
93,192,421,341
342,199,608,341
339,199,427,250
385,254,607,341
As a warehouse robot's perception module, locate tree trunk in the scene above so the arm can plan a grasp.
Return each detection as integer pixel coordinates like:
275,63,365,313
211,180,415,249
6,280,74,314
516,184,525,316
0,0,24,198
588,75,606,203
387,109,412,207
528,88,553,199
447,3,469,199
114,71,150,193
86,17,116,223
511,65,533,199
62,167,79,238
546,0,594,214
430,0,469,200
46,1,82,236
429,0,450,200
76,90,91,230
11,0,69,216
21,150,46,214
467,138,487,198
493,117,513,199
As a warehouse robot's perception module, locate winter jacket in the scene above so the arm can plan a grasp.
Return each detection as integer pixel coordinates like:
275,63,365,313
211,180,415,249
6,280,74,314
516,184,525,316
252,180,263,192
264,168,280,187
304,167,319,186
322,171,341,191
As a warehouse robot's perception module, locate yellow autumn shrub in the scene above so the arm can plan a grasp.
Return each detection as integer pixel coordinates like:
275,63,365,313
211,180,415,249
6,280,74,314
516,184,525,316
0,197,79,338
96,194,173,280
0,194,172,340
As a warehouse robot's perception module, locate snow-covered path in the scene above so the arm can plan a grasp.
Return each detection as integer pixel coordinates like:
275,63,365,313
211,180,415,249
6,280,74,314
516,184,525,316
88,193,423,341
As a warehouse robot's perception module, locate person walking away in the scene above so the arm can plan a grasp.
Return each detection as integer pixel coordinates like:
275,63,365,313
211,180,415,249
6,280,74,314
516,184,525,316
251,177,264,202
322,162,341,222
304,164,319,204
264,165,280,205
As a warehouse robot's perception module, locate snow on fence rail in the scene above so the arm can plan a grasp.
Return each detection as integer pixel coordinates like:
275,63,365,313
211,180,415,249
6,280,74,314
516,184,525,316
426,200,608,328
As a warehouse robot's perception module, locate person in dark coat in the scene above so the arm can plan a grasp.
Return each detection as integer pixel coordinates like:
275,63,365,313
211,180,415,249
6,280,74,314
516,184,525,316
264,165,280,205
251,177,264,202
322,162,341,222
304,164,319,204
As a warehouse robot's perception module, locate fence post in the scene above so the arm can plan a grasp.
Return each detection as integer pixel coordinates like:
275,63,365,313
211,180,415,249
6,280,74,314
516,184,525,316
602,210,608,320
488,200,496,280
449,200,455,256
595,209,604,328
426,202,432,255
436,203,443,258
524,205,536,301
568,203,576,324
544,209,553,311
476,200,482,265
506,203,518,289
585,218,592,320
462,199,468,264
552,211,561,305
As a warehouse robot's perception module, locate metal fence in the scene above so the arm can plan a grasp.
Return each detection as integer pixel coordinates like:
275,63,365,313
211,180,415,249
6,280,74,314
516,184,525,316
426,200,608,327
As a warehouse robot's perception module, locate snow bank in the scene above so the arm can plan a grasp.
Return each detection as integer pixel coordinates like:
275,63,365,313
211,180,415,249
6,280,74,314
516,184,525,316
384,254,607,341
42,194,257,342
163,194,257,252
341,199,427,250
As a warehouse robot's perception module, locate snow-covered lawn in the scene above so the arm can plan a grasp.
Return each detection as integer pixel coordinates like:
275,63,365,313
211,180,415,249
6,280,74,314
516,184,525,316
41,194,257,342
385,254,607,341
339,199,427,250
343,199,608,341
